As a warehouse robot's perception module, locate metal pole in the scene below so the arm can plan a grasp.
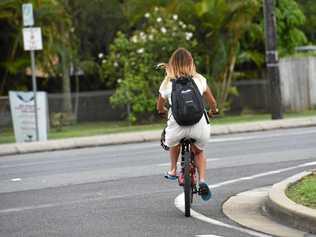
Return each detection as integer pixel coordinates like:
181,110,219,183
263,0,283,120
30,50,39,141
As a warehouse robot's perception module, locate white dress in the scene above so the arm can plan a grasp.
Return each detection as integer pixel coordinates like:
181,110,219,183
159,73,210,150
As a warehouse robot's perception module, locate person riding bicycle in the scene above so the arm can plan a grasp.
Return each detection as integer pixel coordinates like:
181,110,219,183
156,48,218,201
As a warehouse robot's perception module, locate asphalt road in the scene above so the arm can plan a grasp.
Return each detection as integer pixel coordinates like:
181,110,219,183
0,127,316,237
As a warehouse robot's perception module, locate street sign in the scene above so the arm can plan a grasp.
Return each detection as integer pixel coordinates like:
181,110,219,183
22,3,34,26
22,27,43,51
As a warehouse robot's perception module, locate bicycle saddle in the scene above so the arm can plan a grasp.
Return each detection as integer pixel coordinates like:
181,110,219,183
180,138,196,144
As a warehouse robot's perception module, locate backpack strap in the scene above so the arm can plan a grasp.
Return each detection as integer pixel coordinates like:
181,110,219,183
190,77,210,124
188,76,202,96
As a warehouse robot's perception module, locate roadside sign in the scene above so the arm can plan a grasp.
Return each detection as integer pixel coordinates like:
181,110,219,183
22,27,43,51
9,91,48,143
22,3,34,26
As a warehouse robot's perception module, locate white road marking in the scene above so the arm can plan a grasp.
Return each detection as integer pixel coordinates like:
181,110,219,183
175,193,270,237
209,129,316,143
0,197,104,214
10,178,22,182
196,235,225,237
175,160,316,237
207,159,219,163
0,188,180,214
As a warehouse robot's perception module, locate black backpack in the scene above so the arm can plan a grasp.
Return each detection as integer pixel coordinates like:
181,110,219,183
171,76,204,126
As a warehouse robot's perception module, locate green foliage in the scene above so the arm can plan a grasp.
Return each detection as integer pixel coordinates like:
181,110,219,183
286,174,316,208
297,0,316,43
66,0,125,58
276,0,307,55
0,0,311,116
101,7,198,123
0,0,77,94
195,0,261,111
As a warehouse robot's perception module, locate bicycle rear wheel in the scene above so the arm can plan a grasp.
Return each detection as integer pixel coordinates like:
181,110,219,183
183,151,192,217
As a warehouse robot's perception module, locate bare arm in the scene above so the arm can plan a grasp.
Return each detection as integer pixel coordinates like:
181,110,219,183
156,94,167,115
204,86,218,115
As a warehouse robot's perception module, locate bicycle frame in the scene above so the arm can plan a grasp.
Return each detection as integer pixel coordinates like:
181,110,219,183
179,138,198,217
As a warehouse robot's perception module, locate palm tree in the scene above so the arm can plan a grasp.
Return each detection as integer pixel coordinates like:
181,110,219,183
0,0,28,94
0,0,77,120
195,0,261,110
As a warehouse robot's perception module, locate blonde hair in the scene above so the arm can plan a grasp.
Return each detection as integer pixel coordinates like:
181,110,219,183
159,48,196,80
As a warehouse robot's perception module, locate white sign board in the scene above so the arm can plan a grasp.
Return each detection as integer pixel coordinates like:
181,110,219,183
9,91,48,143
22,3,34,26
22,27,43,51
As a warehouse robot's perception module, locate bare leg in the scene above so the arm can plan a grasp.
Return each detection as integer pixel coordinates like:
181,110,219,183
169,145,180,175
192,145,206,183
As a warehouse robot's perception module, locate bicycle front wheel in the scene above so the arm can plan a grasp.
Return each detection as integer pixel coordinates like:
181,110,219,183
183,152,192,217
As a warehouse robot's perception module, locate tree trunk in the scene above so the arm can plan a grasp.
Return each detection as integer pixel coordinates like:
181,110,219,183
61,50,74,124
219,41,238,110
74,64,80,122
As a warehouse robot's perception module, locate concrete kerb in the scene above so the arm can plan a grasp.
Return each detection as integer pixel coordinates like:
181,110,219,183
211,116,316,135
1,116,316,156
223,187,307,237
265,171,316,234
0,130,162,156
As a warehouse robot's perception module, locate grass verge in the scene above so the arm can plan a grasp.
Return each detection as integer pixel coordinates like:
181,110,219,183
1,109,316,144
286,173,316,209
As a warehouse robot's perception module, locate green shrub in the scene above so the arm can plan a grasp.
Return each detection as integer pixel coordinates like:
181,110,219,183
101,7,199,123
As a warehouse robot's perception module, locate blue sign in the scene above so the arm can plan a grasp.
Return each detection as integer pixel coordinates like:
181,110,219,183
22,3,34,26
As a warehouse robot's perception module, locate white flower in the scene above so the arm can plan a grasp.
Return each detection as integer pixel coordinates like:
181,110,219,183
102,59,106,64
145,13,150,18
179,21,187,29
139,31,146,41
148,34,154,40
185,32,193,40
117,78,122,83
137,48,144,54
154,7,159,12
113,62,119,67
98,53,104,59
156,17,162,23
172,14,178,21
160,27,167,34
131,35,138,43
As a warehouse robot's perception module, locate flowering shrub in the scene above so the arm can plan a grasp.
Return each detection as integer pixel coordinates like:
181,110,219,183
101,7,199,123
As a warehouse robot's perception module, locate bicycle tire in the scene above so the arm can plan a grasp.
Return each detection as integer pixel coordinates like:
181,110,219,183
184,151,192,217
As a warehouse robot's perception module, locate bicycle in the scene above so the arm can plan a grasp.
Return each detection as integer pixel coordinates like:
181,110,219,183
178,110,218,217
160,110,218,217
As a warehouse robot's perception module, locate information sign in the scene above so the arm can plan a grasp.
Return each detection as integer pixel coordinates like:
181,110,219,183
9,91,48,143
22,27,43,51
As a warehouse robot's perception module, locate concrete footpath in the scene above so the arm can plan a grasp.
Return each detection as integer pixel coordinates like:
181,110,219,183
266,171,316,234
223,171,316,237
1,116,316,157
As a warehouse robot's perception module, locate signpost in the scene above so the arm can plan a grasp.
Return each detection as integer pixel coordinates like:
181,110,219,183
21,3,43,141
